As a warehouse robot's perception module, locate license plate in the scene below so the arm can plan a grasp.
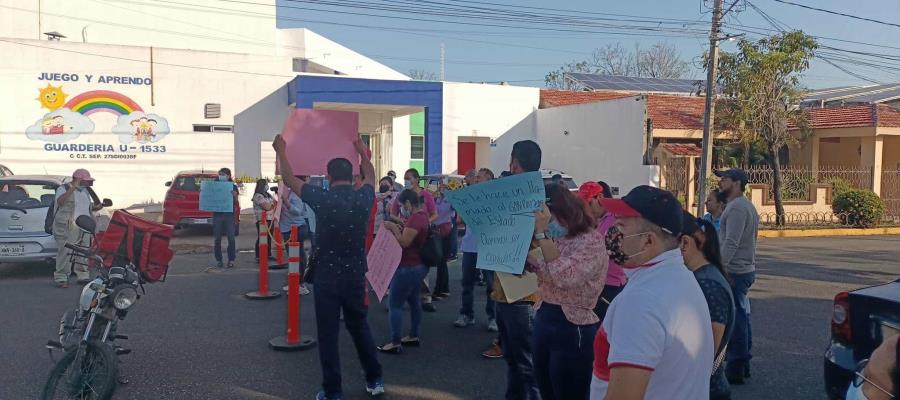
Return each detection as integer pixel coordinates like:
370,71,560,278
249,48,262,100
191,218,211,224
0,243,26,256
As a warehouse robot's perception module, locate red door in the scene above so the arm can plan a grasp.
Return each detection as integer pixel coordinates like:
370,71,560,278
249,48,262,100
458,142,476,175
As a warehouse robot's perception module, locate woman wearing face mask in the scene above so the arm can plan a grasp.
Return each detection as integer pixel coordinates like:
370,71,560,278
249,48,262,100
210,168,239,270
680,211,736,400
378,190,432,353
375,176,399,233
528,184,607,400
846,334,898,400
432,183,456,299
251,179,275,262
703,189,728,232
577,181,628,322
390,168,439,311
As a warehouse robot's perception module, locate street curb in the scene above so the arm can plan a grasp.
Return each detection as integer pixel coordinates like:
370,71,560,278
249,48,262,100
758,227,900,238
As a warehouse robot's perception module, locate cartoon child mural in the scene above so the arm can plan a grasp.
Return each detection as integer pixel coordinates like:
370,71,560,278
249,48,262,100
26,109,94,143
114,112,170,144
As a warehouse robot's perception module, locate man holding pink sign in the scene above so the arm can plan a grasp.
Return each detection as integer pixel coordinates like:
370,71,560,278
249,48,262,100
273,107,384,400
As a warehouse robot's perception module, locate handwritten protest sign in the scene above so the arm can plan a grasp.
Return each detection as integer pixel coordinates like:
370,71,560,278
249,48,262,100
281,108,359,176
365,225,403,302
199,181,235,213
445,171,545,274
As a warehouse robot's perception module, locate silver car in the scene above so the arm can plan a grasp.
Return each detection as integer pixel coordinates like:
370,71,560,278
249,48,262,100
0,175,68,263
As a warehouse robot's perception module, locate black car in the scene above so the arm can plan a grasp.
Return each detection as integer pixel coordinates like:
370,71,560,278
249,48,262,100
824,278,900,399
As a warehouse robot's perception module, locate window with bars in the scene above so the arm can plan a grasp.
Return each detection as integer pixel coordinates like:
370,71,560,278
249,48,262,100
411,136,424,159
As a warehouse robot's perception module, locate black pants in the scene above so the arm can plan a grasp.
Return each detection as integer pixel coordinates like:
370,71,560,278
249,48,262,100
434,233,453,295
533,303,596,400
254,218,274,259
593,284,625,322
313,277,382,397
497,302,540,400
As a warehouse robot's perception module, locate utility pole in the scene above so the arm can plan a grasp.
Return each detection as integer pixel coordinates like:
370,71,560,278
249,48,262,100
696,0,723,216
440,43,445,81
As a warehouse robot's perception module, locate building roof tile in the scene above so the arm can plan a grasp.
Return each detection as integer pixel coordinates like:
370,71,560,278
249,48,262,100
660,143,702,157
538,89,706,130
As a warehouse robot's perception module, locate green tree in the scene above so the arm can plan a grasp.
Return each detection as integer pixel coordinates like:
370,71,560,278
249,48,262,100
715,31,817,225
544,61,592,90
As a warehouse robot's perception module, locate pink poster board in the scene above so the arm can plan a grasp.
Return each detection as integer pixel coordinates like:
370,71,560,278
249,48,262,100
365,225,403,302
280,108,360,176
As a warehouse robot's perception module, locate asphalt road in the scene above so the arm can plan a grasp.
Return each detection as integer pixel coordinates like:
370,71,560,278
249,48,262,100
1,235,898,400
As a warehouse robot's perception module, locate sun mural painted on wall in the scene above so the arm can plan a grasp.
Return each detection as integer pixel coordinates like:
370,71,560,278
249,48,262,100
36,84,68,111
27,87,171,144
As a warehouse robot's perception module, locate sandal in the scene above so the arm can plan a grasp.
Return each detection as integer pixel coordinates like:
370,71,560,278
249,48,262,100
400,337,421,347
376,343,402,354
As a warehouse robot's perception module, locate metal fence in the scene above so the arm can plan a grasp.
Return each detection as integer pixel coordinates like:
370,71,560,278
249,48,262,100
740,165,872,202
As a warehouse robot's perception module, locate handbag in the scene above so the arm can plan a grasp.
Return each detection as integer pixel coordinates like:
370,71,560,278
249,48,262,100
437,222,453,238
419,225,444,267
303,247,318,284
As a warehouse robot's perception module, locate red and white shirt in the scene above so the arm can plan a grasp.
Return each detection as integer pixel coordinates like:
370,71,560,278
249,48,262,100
591,249,713,400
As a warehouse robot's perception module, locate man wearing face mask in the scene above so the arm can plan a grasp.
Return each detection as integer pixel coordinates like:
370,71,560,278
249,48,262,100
209,168,239,270
52,169,104,288
590,186,713,400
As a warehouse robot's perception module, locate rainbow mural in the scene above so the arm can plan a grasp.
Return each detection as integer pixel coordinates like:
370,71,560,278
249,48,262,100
62,90,143,116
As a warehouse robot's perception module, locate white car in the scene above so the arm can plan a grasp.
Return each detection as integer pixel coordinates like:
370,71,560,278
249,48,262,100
0,175,110,264
541,169,579,191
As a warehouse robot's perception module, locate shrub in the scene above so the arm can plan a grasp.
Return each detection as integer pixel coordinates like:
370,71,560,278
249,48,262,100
827,178,853,199
832,189,885,228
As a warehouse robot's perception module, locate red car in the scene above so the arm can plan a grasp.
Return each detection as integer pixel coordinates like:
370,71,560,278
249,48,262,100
162,170,240,235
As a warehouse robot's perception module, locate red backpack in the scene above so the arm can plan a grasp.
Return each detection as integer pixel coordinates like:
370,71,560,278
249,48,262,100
94,210,174,283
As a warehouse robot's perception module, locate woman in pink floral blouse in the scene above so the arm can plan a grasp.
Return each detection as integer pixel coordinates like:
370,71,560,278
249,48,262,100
528,183,608,400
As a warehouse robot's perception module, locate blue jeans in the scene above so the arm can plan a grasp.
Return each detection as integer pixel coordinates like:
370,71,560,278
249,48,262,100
727,271,755,364
497,302,541,400
314,277,382,397
533,304,596,400
459,252,495,320
389,265,429,343
212,212,236,262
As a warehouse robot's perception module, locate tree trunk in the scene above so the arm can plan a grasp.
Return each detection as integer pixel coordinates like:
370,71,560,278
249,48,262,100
768,144,786,226
742,142,751,169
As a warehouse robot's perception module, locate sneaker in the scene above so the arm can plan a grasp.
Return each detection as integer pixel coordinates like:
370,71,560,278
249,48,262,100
487,319,498,332
422,302,437,313
315,390,343,400
299,285,311,295
227,261,235,269
366,378,385,397
482,342,503,359
454,315,475,327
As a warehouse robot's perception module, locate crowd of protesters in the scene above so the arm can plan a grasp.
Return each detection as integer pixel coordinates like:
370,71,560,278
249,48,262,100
267,130,770,400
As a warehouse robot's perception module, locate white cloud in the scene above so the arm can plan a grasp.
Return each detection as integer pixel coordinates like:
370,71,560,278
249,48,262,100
25,108,95,143
111,111,171,144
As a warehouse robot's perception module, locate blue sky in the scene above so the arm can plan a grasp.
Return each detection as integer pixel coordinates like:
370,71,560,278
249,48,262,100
276,0,900,89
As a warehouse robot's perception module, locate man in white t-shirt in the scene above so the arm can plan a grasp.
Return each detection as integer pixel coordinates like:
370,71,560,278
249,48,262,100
591,186,713,400
52,169,102,287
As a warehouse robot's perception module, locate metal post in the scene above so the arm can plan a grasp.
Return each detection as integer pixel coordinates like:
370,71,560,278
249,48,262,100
697,0,724,216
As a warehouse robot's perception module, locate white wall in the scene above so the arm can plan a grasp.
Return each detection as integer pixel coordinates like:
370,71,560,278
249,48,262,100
442,82,539,173
278,29,410,80
490,112,538,175
0,39,291,207
536,97,658,193
392,115,411,174
1,0,279,55
0,131,233,208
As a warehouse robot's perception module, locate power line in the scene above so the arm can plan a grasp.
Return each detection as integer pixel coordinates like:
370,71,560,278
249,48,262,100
772,0,900,29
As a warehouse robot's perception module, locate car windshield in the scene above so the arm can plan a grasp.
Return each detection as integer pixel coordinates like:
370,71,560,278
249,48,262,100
0,181,58,209
173,176,213,192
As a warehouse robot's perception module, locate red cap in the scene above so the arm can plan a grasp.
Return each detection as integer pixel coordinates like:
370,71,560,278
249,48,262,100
577,182,604,202
599,198,641,217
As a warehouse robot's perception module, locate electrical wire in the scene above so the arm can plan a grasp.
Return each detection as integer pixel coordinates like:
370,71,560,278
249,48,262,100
772,0,900,30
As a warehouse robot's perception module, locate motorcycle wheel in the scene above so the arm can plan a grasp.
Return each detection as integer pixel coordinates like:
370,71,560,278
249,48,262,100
41,341,118,400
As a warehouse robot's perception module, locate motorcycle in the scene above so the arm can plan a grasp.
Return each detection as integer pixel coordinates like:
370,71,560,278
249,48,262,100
41,215,143,400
